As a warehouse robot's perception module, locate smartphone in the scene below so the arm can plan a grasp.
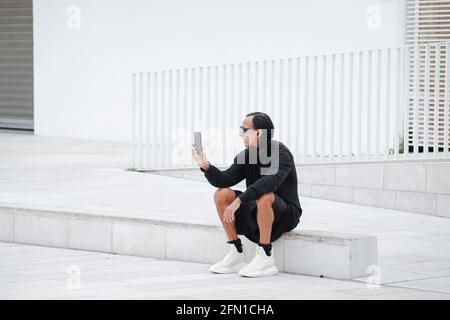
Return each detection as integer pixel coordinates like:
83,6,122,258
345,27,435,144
193,132,203,154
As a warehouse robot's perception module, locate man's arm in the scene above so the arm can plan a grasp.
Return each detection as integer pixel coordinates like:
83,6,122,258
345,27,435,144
238,149,293,203
200,155,245,188
192,145,245,188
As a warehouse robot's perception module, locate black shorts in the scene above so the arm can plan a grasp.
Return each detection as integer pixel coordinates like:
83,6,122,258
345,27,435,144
233,189,301,244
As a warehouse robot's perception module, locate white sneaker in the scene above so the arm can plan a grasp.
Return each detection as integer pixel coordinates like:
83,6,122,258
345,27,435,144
238,245,279,277
209,242,246,274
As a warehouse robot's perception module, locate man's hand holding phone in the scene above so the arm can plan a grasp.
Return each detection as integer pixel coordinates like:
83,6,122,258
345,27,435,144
192,145,210,171
192,132,210,171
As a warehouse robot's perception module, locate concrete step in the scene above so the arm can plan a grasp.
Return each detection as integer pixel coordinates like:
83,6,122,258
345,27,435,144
0,205,377,280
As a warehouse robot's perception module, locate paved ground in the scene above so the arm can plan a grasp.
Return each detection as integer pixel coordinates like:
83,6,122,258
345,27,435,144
1,130,450,299
1,242,450,300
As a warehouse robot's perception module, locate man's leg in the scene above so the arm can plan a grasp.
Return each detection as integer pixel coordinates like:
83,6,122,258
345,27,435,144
255,192,276,244
213,188,239,241
210,188,246,274
238,192,278,277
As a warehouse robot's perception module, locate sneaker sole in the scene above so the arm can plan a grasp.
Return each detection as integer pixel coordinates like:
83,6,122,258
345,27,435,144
238,266,279,278
209,262,247,274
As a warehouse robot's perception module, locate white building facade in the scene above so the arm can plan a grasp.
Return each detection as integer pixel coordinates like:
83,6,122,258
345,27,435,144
31,0,406,142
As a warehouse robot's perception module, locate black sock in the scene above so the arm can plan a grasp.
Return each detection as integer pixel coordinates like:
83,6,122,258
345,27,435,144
227,238,243,253
258,242,272,256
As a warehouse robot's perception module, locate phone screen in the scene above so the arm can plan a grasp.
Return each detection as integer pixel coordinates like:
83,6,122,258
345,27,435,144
193,132,203,154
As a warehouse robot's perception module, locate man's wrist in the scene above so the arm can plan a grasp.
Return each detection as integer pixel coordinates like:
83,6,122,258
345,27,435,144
237,194,247,203
201,162,210,171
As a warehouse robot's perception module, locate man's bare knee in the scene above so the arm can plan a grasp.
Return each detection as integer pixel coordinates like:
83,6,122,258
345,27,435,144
256,192,275,209
214,188,235,204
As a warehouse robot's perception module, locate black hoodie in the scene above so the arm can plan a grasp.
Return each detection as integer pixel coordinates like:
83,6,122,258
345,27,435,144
200,140,302,212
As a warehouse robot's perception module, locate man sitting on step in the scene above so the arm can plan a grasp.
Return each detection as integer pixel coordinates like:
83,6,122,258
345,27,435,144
192,112,303,278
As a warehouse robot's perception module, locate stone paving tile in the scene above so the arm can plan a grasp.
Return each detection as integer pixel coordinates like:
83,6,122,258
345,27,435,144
1,243,449,300
388,276,450,294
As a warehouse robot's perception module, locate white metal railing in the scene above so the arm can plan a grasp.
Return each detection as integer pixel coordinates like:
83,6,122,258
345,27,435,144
130,41,450,170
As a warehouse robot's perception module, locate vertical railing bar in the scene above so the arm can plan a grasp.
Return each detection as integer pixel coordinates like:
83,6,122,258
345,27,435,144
304,57,309,163
138,72,144,170
413,45,420,157
160,70,165,169
403,47,410,160
295,57,301,161
222,65,227,165
153,71,159,168
287,58,292,149
191,67,196,132
330,54,336,162
357,52,362,160
433,44,440,157
414,3,421,158
230,63,235,157
255,61,259,114
205,66,211,130
146,72,151,169
367,50,372,160
193,66,203,166
191,67,196,168
279,59,284,142
424,45,430,158
349,52,354,161
238,63,243,123
176,70,180,134
206,66,211,146
375,49,381,160
271,60,276,130
131,73,136,169
444,41,450,157
339,53,344,161
183,69,189,166
394,48,401,159
321,55,326,161
135,73,140,169
246,62,251,114
312,56,317,162
175,69,181,168
198,66,203,129
214,66,219,164
198,66,202,165
153,71,158,169
263,60,268,113
385,49,391,159
168,69,174,168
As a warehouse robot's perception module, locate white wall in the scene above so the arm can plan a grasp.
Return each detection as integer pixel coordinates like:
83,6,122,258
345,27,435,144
33,0,406,142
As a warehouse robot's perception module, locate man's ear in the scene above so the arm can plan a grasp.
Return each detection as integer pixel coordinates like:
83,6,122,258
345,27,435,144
257,129,262,137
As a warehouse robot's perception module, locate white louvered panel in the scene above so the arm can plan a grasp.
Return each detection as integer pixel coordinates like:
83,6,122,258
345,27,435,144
406,0,450,153
0,0,33,129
